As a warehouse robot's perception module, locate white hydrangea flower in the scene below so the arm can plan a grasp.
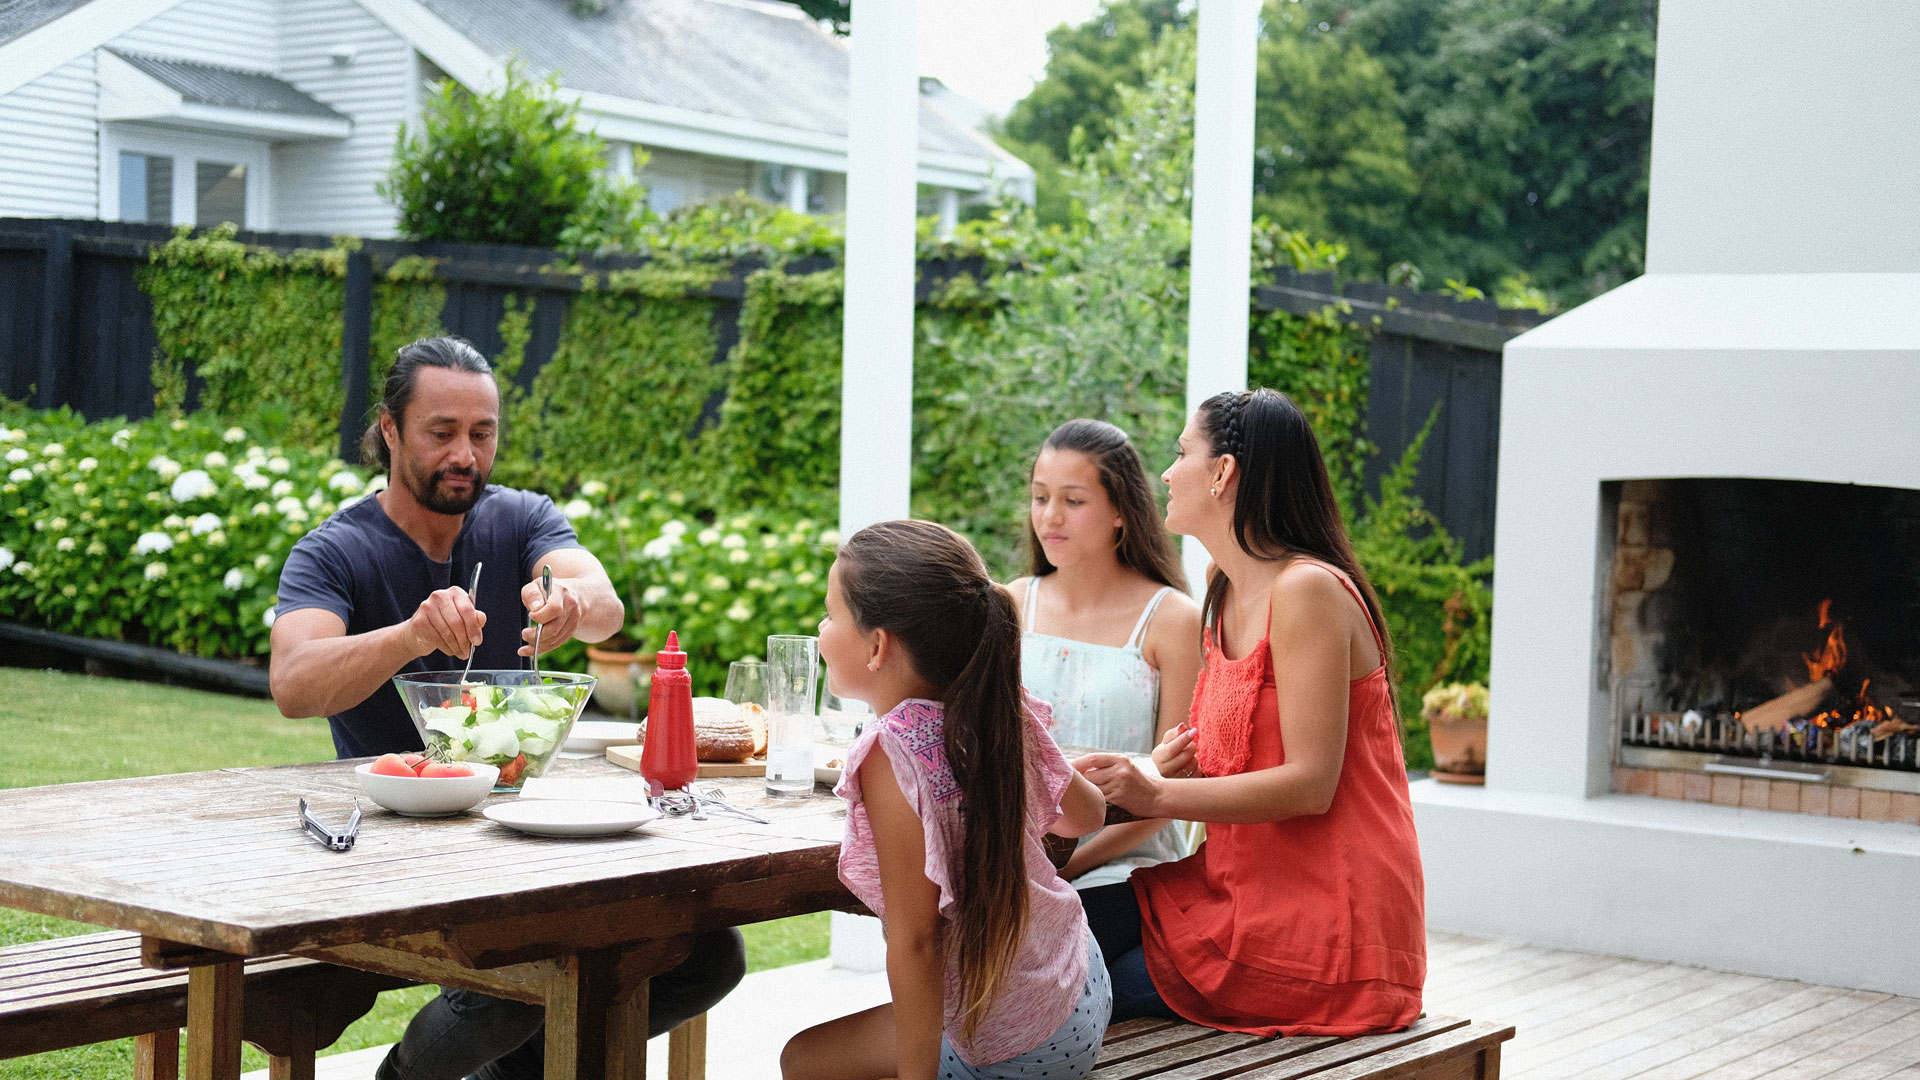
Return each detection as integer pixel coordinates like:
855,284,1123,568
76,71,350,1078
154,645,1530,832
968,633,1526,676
6,468,28,483
163,515,185,529
705,574,729,591
563,498,593,519
642,585,669,604
12,561,33,576
761,534,780,550
271,479,294,497
267,456,291,474
819,530,841,546
223,427,247,443
170,418,188,431
726,602,752,622
580,480,608,497
5,449,27,465
78,457,96,471
191,513,222,535
680,591,698,605
41,443,64,456
0,426,17,443
641,535,678,560
721,533,746,550
254,554,272,570
203,451,228,468
728,549,749,564
241,471,269,491
207,530,225,545
305,492,322,509
795,570,818,586
0,547,10,570
47,516,66,531
111,428,132,447
149,455,181,481
56,537,75,552
338,494,363,511
366,474,387,492
224,568,245,590
274,496,305,517
660,519,687,538
245,445,266,463
171,469,216,501
133,531,174,555
251,502,271,516
144,561,167,581
328,472,361,493
697,527,720,546
263,606,277,628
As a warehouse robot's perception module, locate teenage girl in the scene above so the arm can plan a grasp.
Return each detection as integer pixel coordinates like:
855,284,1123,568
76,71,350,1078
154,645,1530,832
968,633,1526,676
1009,419,1202,888
1076,389,1426,1034
781,520,1113,1080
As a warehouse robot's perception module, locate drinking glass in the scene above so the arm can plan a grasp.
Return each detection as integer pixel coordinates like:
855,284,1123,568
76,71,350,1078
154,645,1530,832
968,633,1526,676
819,688,870,744
724,659,768,709
765,635,819,798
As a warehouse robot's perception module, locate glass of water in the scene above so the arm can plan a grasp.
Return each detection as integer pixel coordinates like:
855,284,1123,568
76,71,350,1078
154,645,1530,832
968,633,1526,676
819,689,870,744
765,635,819,798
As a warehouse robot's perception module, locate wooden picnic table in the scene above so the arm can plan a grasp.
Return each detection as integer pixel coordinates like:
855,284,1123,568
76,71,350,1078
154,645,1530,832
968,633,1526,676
0,755,853,1080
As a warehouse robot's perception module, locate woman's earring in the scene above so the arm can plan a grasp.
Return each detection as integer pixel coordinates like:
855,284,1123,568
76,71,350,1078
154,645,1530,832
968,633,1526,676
1209,485,1218,497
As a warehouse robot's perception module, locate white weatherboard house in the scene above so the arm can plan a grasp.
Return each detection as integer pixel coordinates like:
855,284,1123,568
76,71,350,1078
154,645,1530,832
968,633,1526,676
0,0,1032,237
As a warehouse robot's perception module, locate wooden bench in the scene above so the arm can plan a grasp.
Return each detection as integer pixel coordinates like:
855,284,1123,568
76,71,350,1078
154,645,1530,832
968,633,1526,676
1093,1014,1513,1080
0,931,724,1080
0,931,415,1080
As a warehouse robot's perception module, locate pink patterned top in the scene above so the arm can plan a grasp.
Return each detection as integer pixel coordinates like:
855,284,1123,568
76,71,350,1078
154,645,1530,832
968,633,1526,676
835,695,1089,1066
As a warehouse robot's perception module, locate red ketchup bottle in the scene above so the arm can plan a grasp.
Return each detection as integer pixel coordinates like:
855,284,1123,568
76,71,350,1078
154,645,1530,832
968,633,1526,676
639,631,698,791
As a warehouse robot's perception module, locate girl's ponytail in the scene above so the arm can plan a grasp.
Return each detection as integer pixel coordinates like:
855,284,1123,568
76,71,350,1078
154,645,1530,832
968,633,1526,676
836,521,1031,1041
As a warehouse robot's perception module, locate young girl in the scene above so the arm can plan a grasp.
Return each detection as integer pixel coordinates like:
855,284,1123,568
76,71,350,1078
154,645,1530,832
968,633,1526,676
1076,389,1426,1035
782,520,1112,1080
1010,420,1202,888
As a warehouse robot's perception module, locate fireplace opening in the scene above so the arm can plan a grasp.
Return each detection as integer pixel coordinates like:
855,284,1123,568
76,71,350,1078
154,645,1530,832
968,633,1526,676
1604,479,1920,796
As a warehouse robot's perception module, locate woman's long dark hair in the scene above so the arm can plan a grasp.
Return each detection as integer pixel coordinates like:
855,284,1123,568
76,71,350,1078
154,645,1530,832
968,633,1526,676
1198,388,1397,701
1026,419,1187,592
836,520,1027,1040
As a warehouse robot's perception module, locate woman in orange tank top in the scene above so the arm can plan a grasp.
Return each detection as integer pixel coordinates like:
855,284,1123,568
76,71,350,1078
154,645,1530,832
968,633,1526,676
1074,388,1426,1035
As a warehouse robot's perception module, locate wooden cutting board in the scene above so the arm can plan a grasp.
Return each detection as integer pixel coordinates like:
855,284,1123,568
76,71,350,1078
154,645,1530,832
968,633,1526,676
605,743,766,778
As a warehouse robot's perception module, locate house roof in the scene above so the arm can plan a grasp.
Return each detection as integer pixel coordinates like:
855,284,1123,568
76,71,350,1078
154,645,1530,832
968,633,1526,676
413,0,995,160
0,0,91,45
107,49,347,119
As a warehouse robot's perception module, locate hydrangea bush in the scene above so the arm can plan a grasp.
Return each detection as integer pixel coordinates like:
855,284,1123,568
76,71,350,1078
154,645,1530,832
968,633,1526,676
0,407,377,657
1,406,835,689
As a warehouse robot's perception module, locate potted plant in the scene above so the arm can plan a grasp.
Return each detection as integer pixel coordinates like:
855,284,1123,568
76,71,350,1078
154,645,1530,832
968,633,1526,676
1422,682,1489,784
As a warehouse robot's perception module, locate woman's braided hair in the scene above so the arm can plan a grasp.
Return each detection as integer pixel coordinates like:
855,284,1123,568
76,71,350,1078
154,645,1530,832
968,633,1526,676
1194,388,1398,712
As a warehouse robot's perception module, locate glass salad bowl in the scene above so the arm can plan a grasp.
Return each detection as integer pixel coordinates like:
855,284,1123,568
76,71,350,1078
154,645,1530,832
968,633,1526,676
393,670,598,790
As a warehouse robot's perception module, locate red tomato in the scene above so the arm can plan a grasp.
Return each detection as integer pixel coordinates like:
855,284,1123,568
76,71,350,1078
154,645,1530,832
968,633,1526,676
497,752,528,787
400,753,429,769
461,690,478,710
369,754,417,777
418,762,474,778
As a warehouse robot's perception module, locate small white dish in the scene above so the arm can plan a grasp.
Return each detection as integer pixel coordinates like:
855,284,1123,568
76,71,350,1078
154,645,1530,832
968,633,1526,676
814,743,850,787
483,799,660,837
563,719,642,755
354,762,500,817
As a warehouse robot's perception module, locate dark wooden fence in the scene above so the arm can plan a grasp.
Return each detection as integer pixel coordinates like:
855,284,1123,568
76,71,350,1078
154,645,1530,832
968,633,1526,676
0,217,1543,561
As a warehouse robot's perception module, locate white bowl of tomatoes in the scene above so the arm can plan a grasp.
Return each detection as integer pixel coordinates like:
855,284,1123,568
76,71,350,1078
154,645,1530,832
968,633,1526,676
354,755,501,817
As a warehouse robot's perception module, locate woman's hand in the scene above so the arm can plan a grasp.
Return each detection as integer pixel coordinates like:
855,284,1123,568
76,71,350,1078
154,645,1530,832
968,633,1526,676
1074,753,1164,817
1151,722,1198,780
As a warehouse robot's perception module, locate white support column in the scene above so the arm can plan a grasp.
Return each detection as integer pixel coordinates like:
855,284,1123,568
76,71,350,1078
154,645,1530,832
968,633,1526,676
936,187,959,240
1181,0,1261,593
787,166,810,214
838,0,920,540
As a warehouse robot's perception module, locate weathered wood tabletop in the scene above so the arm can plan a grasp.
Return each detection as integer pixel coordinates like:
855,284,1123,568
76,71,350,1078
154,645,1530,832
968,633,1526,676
0,755,853,1080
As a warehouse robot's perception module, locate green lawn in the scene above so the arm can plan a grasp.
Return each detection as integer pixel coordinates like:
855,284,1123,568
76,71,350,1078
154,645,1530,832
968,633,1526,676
0,668,829,1079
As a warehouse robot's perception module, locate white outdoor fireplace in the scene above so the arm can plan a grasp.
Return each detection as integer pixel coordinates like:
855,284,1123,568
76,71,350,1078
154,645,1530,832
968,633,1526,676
1411,0,1920,996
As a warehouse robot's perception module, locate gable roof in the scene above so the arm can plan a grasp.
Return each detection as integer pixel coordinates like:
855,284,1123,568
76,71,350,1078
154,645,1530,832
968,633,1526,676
108,48,346,119
0,0,92,45
412,0,993,160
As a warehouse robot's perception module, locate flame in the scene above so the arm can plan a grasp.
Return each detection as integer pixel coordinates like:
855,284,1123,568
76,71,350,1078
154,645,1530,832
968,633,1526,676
1803,600,1848,682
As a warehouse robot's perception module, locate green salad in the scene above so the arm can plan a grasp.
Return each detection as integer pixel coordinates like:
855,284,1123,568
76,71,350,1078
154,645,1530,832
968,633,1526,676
417,682,589,772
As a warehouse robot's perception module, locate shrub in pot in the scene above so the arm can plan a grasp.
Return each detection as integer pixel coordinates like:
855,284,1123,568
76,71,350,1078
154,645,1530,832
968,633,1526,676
1422,682,1489,784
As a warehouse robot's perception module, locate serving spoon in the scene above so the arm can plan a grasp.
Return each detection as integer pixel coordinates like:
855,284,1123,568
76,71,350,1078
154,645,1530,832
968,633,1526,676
457,561,483,685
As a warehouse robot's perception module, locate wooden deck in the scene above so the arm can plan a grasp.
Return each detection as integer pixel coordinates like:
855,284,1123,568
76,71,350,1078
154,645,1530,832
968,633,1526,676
1426,933,1920,1080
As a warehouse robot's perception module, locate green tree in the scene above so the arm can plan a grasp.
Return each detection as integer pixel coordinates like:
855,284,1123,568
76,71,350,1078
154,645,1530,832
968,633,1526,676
1001,0,1191,171
381,62,640,249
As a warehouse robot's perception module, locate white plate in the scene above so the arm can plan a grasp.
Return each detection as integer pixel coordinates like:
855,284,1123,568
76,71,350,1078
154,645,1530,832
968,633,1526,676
483,799,660,837
563,719,641,755
814,743,850,787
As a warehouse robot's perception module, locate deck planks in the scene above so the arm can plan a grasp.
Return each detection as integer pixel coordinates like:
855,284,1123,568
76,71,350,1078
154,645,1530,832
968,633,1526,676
1428,935,1920,1080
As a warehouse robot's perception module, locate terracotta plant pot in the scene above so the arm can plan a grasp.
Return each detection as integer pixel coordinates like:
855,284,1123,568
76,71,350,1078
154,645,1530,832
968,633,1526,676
584,644,655,719
1426,710,1488,784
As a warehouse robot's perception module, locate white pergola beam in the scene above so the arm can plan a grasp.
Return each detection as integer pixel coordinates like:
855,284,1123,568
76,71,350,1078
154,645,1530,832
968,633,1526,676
1183,0,1262,591
838,0,920,539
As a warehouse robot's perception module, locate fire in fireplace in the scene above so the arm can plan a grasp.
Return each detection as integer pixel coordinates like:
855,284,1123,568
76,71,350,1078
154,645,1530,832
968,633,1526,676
1604,478,1920,795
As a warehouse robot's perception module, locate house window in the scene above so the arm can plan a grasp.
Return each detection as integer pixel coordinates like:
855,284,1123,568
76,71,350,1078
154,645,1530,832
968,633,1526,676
195,162,247,227
118,152,172,224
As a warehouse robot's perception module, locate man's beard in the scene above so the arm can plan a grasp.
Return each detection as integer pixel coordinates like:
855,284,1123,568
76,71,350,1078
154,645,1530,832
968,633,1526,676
402,459,488,515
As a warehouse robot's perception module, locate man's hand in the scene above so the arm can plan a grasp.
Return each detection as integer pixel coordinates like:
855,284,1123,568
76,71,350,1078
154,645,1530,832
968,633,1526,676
1074,753,1165,818
520,575,585,657
405,586,487,659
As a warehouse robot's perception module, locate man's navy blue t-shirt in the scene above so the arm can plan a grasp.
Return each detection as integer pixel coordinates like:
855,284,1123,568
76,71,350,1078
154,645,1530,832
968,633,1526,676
273,485,582,759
